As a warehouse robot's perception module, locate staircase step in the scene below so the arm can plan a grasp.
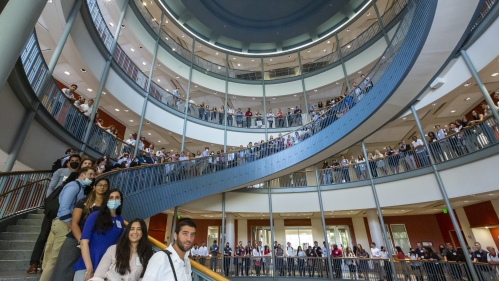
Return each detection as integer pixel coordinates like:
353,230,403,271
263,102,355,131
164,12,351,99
0,250,32,260
0,260,32,273
27,214,45,220
36,209,45,214
0,240,35,251
6,225,40,233
16,219,43,226
0,271,40,281
0,233,39,241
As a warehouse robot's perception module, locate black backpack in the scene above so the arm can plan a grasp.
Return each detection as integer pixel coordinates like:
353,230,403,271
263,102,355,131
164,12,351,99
51,156,66,173
44,181,82,220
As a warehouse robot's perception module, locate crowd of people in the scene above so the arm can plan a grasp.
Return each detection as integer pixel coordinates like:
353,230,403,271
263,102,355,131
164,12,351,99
29,154,199,280
189,239,499,280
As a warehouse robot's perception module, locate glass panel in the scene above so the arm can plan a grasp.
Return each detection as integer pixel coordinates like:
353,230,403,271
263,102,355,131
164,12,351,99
391,224,411,254
207,226,219,244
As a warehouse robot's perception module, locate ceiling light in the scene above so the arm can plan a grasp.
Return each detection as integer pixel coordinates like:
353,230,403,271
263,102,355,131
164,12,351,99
64,71,70,75
314,89,317,92
102,92,107,95
124,109,128,112
131,48,135,52
367,12,371,16
181,34,184,37
109,23,114,27
451,110,456,113
129,120,133,122
307,49,311,52
251,59,254,61
464,200,469,202
347,45,351,48
115,108,120,111
233,57,236,60
143,2,146,6
492,73,499,77
142,62,146,65
489,194,495,196
87,88,93,92
48,0,53,3
176,76,179,78
237,63,240,66
270,59,272,61
336,82,339,84
253,97,255,100
214,92,217,94
216,52,218,55
195,85,198,87
327,40,330,44
347,29,350,32
432,103,437,106
158,140,161,142
464,83,470,86
150,1,153,4
172,48,175,51
294,94,297,97
272,97,275,99
165,38,169,40
153,18,156,21
146,121,150,124
465,97,471,101
402,117,407,120
157,79,160,82
324,49,326,52
148,133,151,135
80,69,86,72
218,66,221,69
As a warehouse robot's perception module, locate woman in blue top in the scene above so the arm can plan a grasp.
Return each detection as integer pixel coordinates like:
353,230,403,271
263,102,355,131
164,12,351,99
73,189,124,281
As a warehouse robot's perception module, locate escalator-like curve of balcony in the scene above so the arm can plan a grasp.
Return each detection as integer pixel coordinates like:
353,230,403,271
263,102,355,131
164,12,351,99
100,0,447,220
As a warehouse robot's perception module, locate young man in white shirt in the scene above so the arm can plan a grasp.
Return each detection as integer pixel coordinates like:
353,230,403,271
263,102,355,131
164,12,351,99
286,242,295,276
412,135,429,167
143,219,197,281
80,99,94,117
370,242,383,280
198,241,208,266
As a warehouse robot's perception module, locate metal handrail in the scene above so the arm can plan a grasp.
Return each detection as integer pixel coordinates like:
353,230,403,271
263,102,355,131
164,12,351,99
0,178,50,198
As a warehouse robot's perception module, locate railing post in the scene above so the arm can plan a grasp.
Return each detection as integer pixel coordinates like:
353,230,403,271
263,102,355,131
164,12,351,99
297,50,309,124
373,0,396,54
267,181,276,280
314,166,335,281
261,57,268,139
134,11,164,157
170,206,178,246
36,0,84,99
460,49,499,123
361,140,399,281
180,37,196,151
335,33,351,93
410,105,480,281
2,110,36,172
81,0,130,154
223,53,229,152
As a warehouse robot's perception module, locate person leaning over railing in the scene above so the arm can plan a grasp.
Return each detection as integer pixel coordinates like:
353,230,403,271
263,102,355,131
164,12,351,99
252,243,262,276
227,105,234,126
345,247,357,279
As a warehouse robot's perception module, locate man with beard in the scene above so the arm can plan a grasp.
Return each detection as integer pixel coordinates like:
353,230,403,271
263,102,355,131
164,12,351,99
143,218,197,280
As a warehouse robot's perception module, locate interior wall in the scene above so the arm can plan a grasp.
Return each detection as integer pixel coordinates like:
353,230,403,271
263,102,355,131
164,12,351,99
148,213,167,242
472,228,497,250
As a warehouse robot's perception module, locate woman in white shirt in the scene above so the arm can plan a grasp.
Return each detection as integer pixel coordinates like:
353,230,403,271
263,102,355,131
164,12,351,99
90,219,153,281
252,244,262,276
296,246,306,277
266,109,274,128
226,106,235,127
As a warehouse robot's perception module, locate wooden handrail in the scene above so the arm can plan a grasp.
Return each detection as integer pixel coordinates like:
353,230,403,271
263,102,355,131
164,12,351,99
0,178,50,198
123,221,230,281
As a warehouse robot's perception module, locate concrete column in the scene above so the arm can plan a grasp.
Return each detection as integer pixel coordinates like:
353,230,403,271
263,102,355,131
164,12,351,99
237,219,247,244
226,213,235,249
274,219,286,245
455,207,476,247
311,219,324,244
165,214,173,244
366,209,383,246
143,218,150,229
0,0,46,91
305,171,317,186
490,199,499,218
352,217,370,247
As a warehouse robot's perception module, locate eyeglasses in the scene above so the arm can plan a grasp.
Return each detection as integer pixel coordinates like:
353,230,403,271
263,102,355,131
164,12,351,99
96,184,109,188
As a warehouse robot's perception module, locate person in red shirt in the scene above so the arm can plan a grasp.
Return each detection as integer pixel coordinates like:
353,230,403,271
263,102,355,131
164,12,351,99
245,108,253,128
331,244,343,278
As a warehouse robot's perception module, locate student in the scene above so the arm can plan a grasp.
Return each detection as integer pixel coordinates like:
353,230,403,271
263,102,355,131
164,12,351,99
72,189,125,281
89,219,153,281
143,219,197,281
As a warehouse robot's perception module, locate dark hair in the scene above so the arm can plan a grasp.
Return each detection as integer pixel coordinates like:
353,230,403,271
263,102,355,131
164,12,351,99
93,188,123,234
78,167,96,176
65,148,73,154
71,84,78,89
69,154,81,162
175,218,197,234
396,246,404,255
83,178,110,217
115,218,153,278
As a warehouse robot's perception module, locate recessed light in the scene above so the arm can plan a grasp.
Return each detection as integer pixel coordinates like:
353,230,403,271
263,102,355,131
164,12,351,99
176,76,179,79
294,94,297,97
336,82,339,84
307,49,311,52
272,97,275,99
64,71,70,75
218,66,221,69
358,71,362,74
288,55,291,58
158,140,161,142
157,63,161,66
48,0,53,3
146,121,150,124
451,110,456,113
233,57,236,60
121,24,125,28
233,96,236,98
142,62,146,65
347,45,351,48
131,48,135,52
216,52,218,55
237,64,240,66
465,97,471,101
102,92,107,95
214,92,217,94
270,59,272,61
109,23,114,27
115,108,120,111
251,59,254,61
80,69,86,72
124,109,128,112
148,133,151,135
464,200,469,202
327,40,330,44
492,73,499,77
129,120,133,122
432,103,437,106
324,49,326,52
181,34,184,37
464,83,470,86
157,79,160,82
402,117,407,120
347,29,350,32
153,18,156,21
314,89,317,92
165,38,169,41
195,85,198,87
142,2,146,6
367,12,371,16
253,97,255,100
172,48,175,51
489,194,495,196
150,1,153,4
87,88,93,92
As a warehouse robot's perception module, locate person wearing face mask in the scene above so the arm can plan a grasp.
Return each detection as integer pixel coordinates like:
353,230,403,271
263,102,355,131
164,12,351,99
49,179,110,281
47,154,82,197
72,189,125,281
39,167,96,281
89,218,153,281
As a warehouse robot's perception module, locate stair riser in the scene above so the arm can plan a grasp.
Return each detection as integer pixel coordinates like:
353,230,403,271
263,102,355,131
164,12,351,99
0,260,32,272
0,250,32,260
27,214,45,220
0,276,40,281
6,225,40,233
0,233,39,241
0,241,35,251
16,220,43,226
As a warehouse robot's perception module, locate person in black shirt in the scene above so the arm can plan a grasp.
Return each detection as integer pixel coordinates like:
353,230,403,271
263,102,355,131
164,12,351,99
306,245,318,277
294,106,302,126
422,247,443,281
443,243,458,261
244,242,252,276
286,108,293,127
223,243,232,276
312,241,324,277
473,242,491,280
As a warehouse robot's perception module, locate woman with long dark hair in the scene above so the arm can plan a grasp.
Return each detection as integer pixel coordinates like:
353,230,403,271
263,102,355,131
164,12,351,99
72,189,125,281
89,218,153,280
296,246,306,277
49,178,109,281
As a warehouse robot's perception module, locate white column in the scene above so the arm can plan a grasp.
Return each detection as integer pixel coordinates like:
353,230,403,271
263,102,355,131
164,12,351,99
165,214,173,244
366,209,383,246
237,219,247,244
226,213,235,249
490,199,499,218
455,207,476,246
352,217,370,247
274,219,286,245
311,219,324,244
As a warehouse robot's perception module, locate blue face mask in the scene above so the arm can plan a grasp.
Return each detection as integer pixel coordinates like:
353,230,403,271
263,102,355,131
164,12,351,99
82,177,93,186
107,200,121,210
